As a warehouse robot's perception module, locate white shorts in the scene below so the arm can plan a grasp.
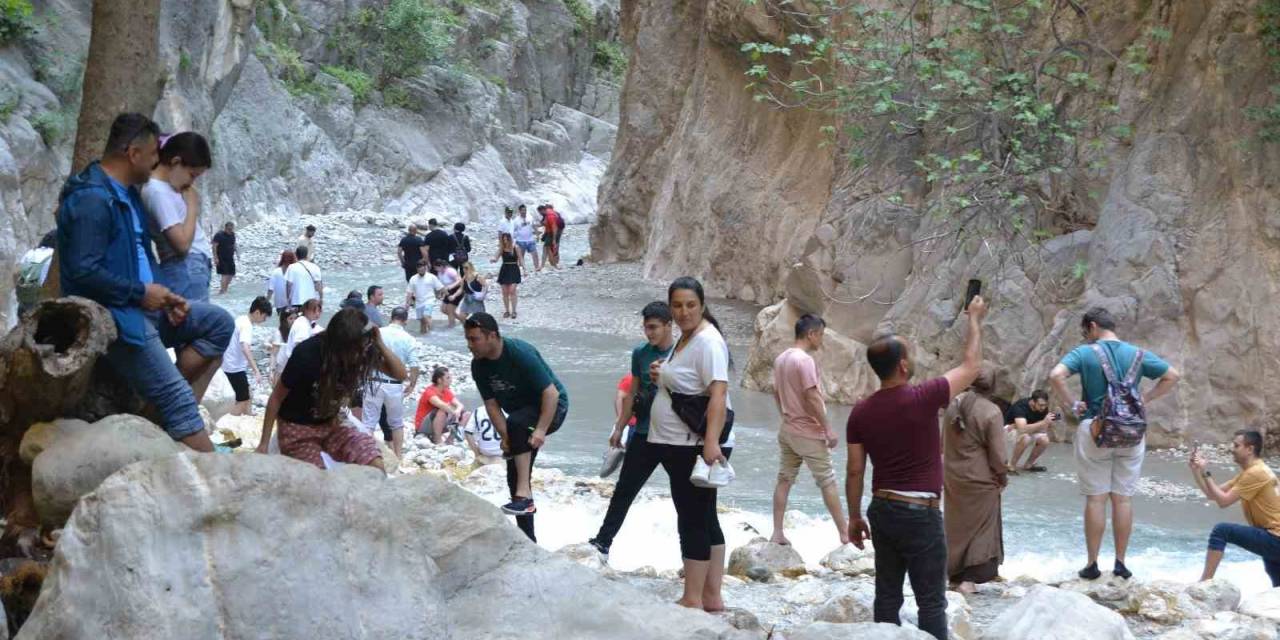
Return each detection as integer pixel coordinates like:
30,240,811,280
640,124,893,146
1074,418,1144,496
362,381,405,432
414,302,435,320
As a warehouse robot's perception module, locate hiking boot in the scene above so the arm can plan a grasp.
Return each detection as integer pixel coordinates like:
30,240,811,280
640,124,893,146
588,537,610,557
501,497,536,516
1113,560,1133,580
1078,562,1102,580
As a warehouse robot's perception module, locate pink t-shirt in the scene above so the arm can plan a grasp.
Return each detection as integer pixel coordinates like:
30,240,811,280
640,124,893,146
773,348,826,439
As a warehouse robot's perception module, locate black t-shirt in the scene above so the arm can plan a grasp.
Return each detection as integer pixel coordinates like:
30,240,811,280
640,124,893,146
212,231,236,260
1005,398,1048,425
423,229,456,264
278,336,336,425
398,234,425,268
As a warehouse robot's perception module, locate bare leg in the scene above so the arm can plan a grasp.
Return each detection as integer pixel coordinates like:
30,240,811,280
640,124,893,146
391,428,404,459
220,275,232,294
1202,549,1224,581
1024,434,1050,468
515,245,526,272
514,450,532,498
511,286,519,316
1084,494,1108,565
418,317,427,333
532,248,541,272
819,482,851,545
230,400,250,416
957,581,976,595
771,479,793,545
181,429,215,453
175,347,221,402
1010,434,1030,469
702,544,726,612
431,411,447,444
679,558,708,609
1111,494,1133,562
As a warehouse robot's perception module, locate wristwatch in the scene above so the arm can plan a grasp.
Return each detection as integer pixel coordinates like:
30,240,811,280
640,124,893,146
1203,470,1212,478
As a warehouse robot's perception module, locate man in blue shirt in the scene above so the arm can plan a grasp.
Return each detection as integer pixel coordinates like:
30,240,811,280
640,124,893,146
57,113,233,452
1050,306,1180,581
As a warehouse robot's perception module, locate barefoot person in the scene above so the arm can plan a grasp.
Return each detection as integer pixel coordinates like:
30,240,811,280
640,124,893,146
224,296,273,416
258,307,406,472
1005,390,1055,472
1049,306,1180,581
142,131,214,302
56,112,233,452
771,313,848,547
845,296,988,640
588,301,675,557
465,312,568,541
406,260,443,333
944,367,1008,594
211,221,237,295
494,233,521,318
648,277,735,612
414,366,471,444
1191,430,1280,586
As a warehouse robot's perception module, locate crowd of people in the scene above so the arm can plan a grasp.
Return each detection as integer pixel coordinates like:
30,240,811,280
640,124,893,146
28,112,1280,639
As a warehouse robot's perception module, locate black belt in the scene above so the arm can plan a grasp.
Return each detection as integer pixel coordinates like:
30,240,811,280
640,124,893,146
373,377,403,385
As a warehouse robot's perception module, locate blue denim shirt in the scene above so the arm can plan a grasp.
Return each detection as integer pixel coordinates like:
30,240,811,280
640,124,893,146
56,162,157,346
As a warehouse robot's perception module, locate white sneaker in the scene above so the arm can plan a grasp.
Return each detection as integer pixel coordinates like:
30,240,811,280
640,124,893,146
599,447,625,477
690,456,713,487
708,460,736,487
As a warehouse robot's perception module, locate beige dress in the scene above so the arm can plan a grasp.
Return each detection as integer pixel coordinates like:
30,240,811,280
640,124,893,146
943,391,1007,583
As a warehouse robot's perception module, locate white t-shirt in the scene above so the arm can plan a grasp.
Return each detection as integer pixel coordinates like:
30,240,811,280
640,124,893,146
297,235,316,261
285,261,322,305
465,405,506,458
267,268,289,309
221,315,254,374
379,323,418,372
513,217,535,243
282,316,314,366
141,178,212,260
497,217,515,239
648,324,735,447
408,273,444,305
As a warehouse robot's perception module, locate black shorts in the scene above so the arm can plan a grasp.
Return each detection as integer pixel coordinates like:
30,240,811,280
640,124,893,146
225,370,251,402
504,402,567,456
216,256,236,276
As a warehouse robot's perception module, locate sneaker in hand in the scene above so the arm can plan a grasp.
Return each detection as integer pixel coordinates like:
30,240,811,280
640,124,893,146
599,447,626,477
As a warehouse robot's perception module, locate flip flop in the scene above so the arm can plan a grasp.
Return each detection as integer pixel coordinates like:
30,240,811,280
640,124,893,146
1024,465,1048,473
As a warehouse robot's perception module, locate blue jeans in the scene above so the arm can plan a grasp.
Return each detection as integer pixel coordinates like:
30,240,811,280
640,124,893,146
104,302,233,440
1208,522,1280,586
868,498,949,640
155,252,212,303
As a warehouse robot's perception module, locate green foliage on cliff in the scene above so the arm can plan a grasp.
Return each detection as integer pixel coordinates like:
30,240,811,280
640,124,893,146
31,107,71,145
562,0,594,36
332,0,460,85
0,0,33,46
593,40,626,82
323,65,374,103
740,0,1160,243
1249,0,1280,142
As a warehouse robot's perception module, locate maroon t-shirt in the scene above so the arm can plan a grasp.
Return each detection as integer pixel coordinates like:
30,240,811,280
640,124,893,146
846,377,949,495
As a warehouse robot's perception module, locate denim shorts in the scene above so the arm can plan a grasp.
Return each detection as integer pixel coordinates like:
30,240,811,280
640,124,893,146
516,240,537,254
155,252,212,303
105,301,234,440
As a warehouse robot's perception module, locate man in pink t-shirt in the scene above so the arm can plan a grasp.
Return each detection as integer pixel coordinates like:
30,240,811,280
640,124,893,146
770,313,848,547
844,295,988,640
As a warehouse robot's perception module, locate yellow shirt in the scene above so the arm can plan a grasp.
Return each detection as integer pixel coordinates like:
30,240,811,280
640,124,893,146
1225,460,1280,536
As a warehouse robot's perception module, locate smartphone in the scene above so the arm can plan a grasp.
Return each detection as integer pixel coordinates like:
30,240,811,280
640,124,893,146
963,279,982,310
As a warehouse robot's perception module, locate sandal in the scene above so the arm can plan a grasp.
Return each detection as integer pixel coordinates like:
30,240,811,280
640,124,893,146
1023,465,1048,473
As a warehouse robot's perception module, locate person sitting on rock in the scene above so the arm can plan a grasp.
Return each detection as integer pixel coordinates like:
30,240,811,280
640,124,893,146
1190,430,1280,586
465,312,568,541
1004,389,1056,473
414,366,471,445
56,112,234,453
257,307,406,472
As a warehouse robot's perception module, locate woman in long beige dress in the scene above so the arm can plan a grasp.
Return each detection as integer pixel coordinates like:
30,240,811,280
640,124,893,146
943,368,1008,593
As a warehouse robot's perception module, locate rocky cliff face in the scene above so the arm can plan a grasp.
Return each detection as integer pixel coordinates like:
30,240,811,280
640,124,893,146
0,0,621,328
595,0,1280,445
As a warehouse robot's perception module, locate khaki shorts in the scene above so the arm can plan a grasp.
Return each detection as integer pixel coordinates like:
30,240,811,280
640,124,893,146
1074,418,1145,496
777,429,837,489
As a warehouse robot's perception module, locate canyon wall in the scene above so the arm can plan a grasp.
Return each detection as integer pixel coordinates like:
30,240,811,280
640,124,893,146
594,0,1280,445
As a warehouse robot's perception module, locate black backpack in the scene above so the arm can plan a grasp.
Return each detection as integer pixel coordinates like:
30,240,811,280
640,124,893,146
452,232,470,263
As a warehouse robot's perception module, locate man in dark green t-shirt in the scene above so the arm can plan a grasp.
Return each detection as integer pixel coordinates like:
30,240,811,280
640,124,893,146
589,301,673,556
466,312,568,541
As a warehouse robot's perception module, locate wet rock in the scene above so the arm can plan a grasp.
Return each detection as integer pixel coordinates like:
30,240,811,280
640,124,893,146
900,591,973,640
22,415,183,527
983,584,1135,640
18,454,755,639
745,566,772,583
820,543,876,577
728,537,807,579
717,608,762,632
1057,575,1135,609
1123,579,1241,625
788,621,934,640
1239,587,1280,623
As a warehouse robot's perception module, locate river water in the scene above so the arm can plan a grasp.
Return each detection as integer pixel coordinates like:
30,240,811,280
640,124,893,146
215,213,1268,597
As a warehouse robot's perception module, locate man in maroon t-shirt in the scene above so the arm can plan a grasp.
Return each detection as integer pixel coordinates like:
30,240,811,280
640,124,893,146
845,296,988,640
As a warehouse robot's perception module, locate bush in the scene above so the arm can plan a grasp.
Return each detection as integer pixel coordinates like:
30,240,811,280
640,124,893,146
30,108,70,146
0,0,33,46
592,40,626,82
0,86,18,122
383,84,414,109
323,65,373,103
562,0,592,36
380,0,459,79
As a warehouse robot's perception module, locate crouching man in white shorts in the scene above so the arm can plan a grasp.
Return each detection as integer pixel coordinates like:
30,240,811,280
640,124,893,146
361,307,420,459
1049,306,1180,582
406,260,443,333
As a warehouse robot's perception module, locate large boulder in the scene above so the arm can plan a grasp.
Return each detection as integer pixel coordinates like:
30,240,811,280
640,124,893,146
982,585,1136,640
1057,575,1137,609
20,415,183,528
819,544,876,577
728,537,807,579
1239,587,1280,623
740,301,878,404
17,454,759,639
1122,579,1242,625
812,588,874,624
788,622,933,640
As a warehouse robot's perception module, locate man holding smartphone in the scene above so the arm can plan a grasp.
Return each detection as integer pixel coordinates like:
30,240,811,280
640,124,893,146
1189,431,1280,587
1004,390,1056,472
